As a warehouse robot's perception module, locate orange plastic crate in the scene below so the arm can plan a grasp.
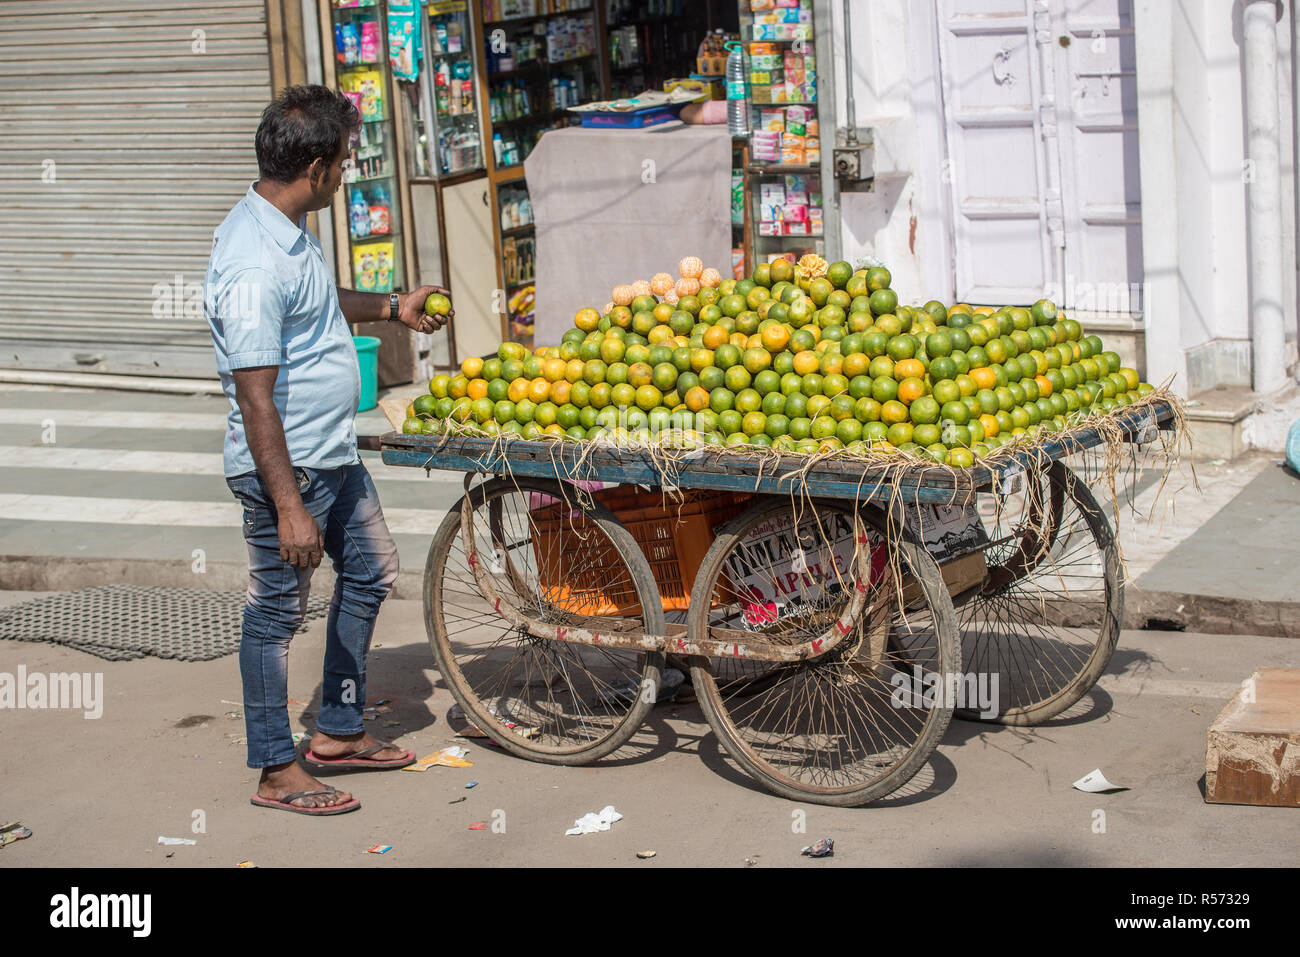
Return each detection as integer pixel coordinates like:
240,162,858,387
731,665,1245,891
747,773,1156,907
531,487,755,614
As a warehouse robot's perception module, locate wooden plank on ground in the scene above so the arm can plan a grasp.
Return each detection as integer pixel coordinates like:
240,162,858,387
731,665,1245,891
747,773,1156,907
1205,668,1300,808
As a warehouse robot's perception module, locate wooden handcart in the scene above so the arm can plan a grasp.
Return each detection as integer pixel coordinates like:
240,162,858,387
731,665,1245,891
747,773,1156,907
379,399,1175,806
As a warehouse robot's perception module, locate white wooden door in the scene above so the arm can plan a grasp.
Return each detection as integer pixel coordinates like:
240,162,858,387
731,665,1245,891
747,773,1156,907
1052,0,1143,316
936,0,1059,305
935,0,1142,309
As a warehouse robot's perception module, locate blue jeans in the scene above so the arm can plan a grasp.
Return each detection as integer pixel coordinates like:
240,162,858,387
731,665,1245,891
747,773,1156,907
227,462,400,769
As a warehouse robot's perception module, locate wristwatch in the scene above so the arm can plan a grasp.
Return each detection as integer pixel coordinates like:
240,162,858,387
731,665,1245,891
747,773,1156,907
388,293,401,321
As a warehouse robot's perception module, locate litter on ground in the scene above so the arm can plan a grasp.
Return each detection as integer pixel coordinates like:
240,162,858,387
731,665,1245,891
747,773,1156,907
1072,769,1130,793
565,805,622,836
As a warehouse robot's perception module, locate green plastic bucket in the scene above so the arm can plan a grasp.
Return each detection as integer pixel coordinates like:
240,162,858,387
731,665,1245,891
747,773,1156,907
354,336,380,412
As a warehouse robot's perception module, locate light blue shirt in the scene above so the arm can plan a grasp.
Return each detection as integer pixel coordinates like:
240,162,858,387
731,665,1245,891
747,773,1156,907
205,184,360,478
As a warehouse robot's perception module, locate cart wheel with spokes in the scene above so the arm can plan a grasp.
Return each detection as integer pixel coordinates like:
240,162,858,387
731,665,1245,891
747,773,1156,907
952,461,1122,725
686,498,959,806
424,477,666,765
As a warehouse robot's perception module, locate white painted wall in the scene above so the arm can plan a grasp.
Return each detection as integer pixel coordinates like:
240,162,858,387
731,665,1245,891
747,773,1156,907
826,0,952,305
1143,0,1296,371
828,0,1297,395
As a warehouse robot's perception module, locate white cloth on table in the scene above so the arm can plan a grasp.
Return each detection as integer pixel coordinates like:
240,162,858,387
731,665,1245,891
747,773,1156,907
525,124,734,346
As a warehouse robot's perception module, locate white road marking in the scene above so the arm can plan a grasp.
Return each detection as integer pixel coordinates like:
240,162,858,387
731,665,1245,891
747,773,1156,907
0,494,447,535
0,445,463,483
0,408,398,434
0,409,230,430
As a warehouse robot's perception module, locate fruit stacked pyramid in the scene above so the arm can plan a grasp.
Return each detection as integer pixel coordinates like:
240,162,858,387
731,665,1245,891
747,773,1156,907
405,255,1153,466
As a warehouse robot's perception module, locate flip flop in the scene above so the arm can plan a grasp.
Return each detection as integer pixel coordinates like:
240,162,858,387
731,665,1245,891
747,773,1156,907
250,788,360,816
302,739,416,770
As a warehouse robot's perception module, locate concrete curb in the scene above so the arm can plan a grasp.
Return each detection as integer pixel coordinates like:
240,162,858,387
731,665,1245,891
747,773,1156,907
1125,588,1299,639
3,554,1296,639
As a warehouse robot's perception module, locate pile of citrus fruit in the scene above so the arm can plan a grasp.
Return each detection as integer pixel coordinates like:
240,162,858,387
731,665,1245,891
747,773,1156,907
404,254,1153,466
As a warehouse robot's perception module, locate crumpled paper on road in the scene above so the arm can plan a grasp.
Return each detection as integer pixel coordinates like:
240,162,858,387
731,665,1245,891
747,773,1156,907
564,805,622,836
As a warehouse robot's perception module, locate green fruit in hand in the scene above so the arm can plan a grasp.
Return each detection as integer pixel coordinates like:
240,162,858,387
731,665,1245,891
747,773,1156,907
423,292,452,317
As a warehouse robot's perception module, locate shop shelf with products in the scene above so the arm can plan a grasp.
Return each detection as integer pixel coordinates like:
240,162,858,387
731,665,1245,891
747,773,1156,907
323,0,416,387
392,0,502,379
602,0,719,100
734,0,839,270
406,2,485,179
476,0,605,348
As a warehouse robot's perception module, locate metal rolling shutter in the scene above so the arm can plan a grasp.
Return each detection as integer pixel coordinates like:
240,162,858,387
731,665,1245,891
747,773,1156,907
0,0,273,377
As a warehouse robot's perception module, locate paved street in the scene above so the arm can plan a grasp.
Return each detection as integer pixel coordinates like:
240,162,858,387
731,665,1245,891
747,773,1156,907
2,593,1295,868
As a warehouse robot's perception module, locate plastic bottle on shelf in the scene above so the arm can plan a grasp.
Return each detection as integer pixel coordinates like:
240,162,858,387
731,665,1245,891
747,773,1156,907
436,61,452,115
492,132,505,166
339,23,360,66
349,187,371,240
726,41,749,137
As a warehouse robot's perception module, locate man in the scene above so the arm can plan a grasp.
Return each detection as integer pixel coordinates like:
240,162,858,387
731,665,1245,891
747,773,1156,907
205,85,451,815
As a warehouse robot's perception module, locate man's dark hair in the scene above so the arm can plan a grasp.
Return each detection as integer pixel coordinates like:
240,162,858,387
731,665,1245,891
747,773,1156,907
255,85,361,183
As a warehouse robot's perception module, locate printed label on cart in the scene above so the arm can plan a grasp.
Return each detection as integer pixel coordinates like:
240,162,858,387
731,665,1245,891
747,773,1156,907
725,510,884,629
903,503,989,563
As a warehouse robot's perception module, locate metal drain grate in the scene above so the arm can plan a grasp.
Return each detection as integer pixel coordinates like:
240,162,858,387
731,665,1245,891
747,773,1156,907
0,585,331,662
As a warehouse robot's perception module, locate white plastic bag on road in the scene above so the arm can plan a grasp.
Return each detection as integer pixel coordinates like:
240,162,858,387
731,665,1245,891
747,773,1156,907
564,805,622,836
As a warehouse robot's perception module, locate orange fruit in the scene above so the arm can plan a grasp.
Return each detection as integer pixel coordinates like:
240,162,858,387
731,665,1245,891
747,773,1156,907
979,413,1000,438
565,358,585,383
628,362,653,388
685,386,711,411
842,353,870,378
730,332,749,349
881,400,910,425
702,325,730,350
1034,374,1054,398
550,380,571,405
462,356,484,379
970,367,997,391
507,379,529,402
897,377,927,404
690,348,715,372
761,323,791,353
528,378,551,403
542,358,567,382
574,307,600,332
819,352,844,376
743,347,772,374
467,378,489,401
894,358,925,380
793,351,820,375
